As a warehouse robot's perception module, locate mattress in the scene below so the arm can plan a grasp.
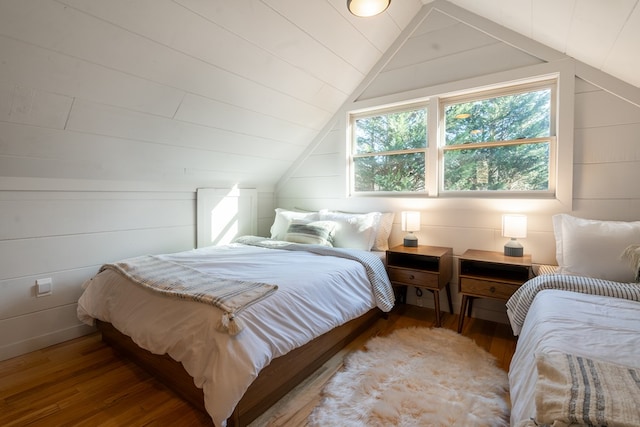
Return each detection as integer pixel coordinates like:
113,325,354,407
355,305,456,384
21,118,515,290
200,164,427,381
78,241,393,426
508,289,640,425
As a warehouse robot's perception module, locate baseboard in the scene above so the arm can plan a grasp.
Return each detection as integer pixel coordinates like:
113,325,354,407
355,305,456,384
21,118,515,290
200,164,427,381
0,323,96,362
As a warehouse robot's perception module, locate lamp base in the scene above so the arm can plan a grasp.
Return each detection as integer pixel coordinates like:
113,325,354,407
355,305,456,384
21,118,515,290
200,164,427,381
403,234,418,247
504,238,524,257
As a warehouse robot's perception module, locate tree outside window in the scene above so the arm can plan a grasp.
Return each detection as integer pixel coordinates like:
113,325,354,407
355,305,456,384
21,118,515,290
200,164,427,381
442,85,553,192
351,107,427,192
348,79,556,197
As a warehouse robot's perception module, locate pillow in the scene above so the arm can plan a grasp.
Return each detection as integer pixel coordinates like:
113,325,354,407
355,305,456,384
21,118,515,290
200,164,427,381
552,214,640,283
319,211,380,251
372,212,395,251
270,208,319,241
621,245,640,282
284,220,336,246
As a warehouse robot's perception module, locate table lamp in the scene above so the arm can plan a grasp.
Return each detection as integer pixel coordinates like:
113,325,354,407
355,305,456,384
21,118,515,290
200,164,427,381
502,214,527,257
401,211,420,247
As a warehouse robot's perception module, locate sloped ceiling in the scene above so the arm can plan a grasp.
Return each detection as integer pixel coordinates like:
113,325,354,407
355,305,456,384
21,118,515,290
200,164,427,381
441,0,640,90
1,0,638,190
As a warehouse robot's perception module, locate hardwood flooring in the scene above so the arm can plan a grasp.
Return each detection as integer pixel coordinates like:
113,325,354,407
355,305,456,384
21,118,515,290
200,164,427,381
0,306,517,427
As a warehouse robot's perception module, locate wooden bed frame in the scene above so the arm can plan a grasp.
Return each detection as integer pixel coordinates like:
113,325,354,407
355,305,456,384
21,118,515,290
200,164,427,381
97,308,382,426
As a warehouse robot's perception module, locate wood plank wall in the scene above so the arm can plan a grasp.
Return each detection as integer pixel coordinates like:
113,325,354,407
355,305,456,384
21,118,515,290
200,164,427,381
0,189,276,361
276,9,640,323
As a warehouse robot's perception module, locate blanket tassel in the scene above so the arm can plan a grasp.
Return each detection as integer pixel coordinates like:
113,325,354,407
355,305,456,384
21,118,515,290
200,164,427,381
217,313,244,336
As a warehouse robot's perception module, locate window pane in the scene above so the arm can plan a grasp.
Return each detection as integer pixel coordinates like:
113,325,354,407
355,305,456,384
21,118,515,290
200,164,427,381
443,143,549,191
354,153,425,192
355,108,426,154
445,89,550,146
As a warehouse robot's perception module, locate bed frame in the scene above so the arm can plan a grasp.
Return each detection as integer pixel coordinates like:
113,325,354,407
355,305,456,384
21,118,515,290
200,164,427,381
97,308,382,426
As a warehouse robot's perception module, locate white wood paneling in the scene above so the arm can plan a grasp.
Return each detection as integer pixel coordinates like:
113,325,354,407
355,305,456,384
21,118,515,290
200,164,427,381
360,42,542,100
0,305,95,361
575,124,640,164
574,163,640,200
602,4,640,90
575,90,640,129
196,188,257,247
172,0,366,94
64,100,304,160
0,191,194,240
277,1,640,325
565,0,637,70
0,83,73,129
0,37,185,118
384,20,497,71
173,95,318,145
58,0,345,113
1,268,100,321
0,227,194,281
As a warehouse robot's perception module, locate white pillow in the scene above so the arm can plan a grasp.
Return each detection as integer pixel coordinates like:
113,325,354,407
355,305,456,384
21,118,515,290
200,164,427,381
270,208,319,241
284,220,336,246
372,212,395,251
552,214,640,283
319,211,380,251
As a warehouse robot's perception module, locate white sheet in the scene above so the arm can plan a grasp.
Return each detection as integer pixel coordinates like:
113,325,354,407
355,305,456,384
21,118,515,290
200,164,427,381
78,243,386,427
509,289,640,426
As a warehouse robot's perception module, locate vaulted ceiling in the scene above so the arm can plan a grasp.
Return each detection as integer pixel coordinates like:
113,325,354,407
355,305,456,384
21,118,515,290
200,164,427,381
2,0,638,190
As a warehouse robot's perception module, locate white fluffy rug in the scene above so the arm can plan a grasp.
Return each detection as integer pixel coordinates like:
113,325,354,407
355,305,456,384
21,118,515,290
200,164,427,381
308,327,509,427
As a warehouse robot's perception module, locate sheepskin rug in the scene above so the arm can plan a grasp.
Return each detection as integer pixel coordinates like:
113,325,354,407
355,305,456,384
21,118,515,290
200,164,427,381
308,327,509,427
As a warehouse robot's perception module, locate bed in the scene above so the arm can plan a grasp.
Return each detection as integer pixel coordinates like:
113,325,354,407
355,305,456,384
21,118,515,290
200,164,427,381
507,214,640,427
77,209,396,427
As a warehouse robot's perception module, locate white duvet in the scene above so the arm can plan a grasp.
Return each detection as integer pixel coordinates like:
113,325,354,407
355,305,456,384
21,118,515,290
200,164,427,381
509,289,640,426
78,242,388,427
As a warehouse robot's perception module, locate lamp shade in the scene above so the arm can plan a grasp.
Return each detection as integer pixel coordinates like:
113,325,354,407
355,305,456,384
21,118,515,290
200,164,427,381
401,211,421,232
347,0,391,17
502,214,527,238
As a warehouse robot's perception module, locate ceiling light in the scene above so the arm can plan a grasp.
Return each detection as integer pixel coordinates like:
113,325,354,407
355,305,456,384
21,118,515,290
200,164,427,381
455,113,471,119
347,0,391,17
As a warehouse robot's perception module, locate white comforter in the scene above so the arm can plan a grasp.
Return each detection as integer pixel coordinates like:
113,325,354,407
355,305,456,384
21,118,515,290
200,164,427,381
509,289,640,426
77,242,391,427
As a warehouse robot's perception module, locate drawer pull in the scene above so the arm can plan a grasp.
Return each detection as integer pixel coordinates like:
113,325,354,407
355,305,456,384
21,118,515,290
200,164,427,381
490,286,496,293
409,274,415,280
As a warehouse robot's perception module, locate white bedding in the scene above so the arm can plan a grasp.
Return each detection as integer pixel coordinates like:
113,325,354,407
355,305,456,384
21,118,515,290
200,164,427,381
509,289,640,426
77,242,392,427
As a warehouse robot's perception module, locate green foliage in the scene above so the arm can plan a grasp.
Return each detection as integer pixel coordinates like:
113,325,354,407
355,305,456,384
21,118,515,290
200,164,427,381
355,109,426,154
443,89,551,191
445,89,550,145
351,87,552,193
354,153,425,191
353,109,426,192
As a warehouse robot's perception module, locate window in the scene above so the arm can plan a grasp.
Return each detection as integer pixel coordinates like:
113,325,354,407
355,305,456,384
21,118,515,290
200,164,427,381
441,80,555,194
348,77,559,198
350,105,427,193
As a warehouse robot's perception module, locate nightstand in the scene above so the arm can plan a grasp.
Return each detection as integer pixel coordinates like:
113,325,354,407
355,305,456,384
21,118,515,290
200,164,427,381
386,245,453,327
457,249,532,333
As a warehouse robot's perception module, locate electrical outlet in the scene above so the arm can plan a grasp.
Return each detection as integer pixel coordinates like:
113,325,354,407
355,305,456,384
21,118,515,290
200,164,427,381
36,278,52,297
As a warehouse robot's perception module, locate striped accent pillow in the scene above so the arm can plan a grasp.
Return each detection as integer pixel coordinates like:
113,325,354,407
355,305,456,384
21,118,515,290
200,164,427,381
284,220,337,246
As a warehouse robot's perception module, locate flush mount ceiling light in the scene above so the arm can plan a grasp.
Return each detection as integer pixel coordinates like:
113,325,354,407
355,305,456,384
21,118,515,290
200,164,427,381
347,0,391,17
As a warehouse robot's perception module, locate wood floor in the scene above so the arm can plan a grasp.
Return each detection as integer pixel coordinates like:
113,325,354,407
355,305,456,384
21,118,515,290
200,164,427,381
0,305,517,427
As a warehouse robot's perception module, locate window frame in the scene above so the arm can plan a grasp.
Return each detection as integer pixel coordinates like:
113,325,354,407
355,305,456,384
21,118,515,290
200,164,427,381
438,78,558,197
349,101,429,196
346,61,574,211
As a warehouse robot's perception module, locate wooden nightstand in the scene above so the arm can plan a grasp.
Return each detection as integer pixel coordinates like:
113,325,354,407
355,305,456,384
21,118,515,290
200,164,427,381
457,249,532,333
386,245,453,327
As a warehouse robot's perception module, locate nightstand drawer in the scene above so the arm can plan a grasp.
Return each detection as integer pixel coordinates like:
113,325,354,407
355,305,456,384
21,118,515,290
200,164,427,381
460,277,519,299
387,267,439,288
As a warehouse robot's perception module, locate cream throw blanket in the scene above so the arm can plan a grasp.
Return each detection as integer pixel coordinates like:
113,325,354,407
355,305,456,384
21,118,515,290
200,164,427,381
517,352,640,427
101,255,277,335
